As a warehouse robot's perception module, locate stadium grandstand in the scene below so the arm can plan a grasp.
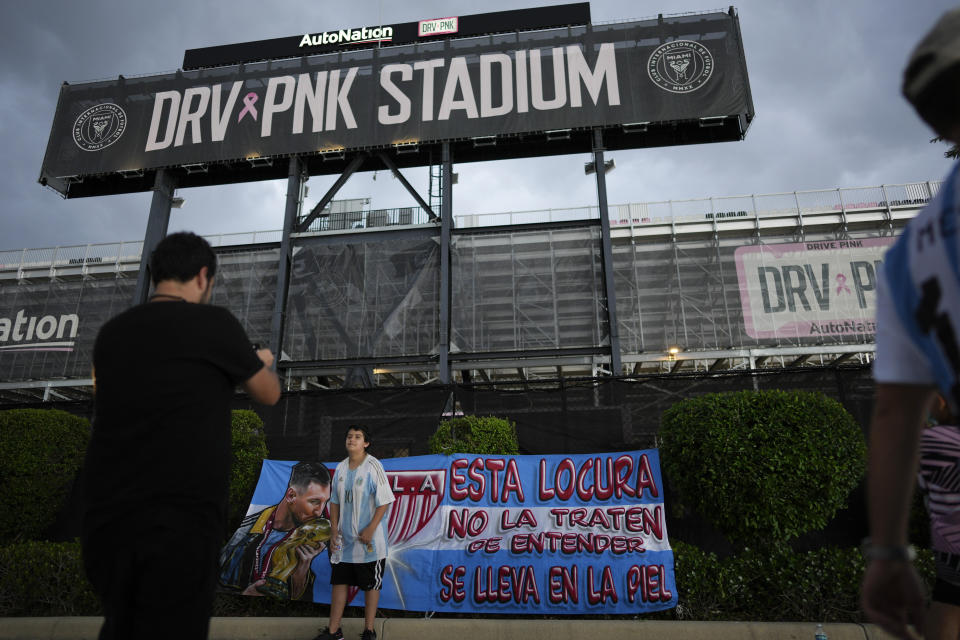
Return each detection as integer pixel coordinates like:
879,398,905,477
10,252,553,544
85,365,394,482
0,180,934,405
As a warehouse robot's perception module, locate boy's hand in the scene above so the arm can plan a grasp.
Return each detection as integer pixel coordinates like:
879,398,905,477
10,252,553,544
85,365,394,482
358,525,374,544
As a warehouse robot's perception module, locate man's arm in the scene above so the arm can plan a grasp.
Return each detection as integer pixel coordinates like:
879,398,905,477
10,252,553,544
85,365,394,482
242,348,281,405
860,382,936,639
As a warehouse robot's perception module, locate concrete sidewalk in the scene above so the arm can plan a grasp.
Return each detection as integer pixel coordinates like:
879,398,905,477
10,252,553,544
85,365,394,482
0,618,901,640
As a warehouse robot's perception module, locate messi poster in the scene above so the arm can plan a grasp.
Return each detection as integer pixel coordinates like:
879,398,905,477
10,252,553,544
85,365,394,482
218,451,676,615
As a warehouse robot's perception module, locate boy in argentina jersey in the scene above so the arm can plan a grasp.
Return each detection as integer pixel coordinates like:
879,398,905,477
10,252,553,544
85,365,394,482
314,425,395,640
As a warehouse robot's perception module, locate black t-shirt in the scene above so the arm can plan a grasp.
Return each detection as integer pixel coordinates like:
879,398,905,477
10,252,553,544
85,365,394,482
82,301,263,535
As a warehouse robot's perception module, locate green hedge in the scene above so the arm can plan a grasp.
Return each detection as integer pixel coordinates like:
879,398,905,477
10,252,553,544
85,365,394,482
228,410,269,530
0,409,90,544
664,540,935,622
0,540,99,616
429,415,519,455
660,390,866,544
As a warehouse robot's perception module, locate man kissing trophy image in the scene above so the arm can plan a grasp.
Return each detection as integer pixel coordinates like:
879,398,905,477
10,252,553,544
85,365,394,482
219,461,332,600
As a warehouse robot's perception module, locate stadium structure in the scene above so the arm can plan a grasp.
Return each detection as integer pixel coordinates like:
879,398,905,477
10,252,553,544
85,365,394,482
10,4,927,457
0,181,932,398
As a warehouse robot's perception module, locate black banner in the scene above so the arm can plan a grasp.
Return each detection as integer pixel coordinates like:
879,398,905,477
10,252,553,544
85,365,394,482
183,4,591,70
41,13,752,194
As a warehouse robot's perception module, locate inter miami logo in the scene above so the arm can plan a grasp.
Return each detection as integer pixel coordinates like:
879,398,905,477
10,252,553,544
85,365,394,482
72,103,126,151
647,40,714,93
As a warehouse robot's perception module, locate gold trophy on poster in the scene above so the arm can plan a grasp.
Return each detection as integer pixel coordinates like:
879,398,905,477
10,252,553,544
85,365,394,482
256,517,332,599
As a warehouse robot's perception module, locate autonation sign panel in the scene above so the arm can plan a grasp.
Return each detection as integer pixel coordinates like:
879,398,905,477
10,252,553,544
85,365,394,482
40,12,751,191
735,239,894,340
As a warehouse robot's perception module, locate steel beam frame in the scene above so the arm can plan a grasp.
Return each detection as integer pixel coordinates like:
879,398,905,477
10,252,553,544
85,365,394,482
133,169,176,305
270,156,305,359
592,129,622,375
438,143,453,383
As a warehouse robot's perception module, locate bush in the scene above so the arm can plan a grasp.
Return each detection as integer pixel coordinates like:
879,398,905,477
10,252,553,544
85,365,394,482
429,415,519,455
0,540,99,616
669,540,935,622
229,410,269,529
0,409,90,544
659,390,866,545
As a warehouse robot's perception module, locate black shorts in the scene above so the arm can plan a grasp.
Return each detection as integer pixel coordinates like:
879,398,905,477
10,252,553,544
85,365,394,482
330,559,385,591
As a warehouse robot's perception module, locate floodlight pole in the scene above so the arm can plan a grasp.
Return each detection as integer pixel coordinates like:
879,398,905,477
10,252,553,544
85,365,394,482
592,129,622,376
133,169,177,305
438,142,453,384
270,156,305,366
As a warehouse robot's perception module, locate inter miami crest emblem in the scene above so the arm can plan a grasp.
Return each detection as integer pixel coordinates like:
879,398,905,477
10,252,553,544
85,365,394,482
647,40,714,93
73,103,127,151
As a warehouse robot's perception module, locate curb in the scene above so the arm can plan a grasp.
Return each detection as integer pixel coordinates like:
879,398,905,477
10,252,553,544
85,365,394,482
0,618,900,640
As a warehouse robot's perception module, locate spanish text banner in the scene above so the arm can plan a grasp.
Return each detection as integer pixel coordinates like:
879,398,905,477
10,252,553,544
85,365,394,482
220,451,676,615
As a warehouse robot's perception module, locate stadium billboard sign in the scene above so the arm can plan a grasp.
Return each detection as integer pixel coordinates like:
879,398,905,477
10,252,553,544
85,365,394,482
40,10,753,197
735,239,894,340
182,4,589,70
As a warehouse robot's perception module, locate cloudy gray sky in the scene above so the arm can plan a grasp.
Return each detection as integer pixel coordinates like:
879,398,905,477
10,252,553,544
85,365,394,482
1,0,955,251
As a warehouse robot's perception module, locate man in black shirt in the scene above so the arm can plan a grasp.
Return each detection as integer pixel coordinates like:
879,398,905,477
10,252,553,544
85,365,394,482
82,232,281,640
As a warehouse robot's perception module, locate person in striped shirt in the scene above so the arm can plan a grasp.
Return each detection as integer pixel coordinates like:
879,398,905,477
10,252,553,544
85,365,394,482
860,8,960,639
314,425,395,640
918,396,960,639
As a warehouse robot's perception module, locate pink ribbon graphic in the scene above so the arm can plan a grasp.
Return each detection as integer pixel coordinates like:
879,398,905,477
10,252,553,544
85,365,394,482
237,92,259,122
835,273,851,295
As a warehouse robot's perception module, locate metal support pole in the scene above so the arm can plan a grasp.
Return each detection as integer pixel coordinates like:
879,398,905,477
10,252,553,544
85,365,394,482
438,143,453,383
133,169,177,305
270,156,305,363
593,129,622,376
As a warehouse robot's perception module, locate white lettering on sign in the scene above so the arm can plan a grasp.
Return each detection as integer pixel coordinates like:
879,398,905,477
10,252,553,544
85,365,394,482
0,310,79,353
378,43,620,124
145,72,359,151
734,239,895,339
298,26,394,48
418,17,459,37
144,43,621,151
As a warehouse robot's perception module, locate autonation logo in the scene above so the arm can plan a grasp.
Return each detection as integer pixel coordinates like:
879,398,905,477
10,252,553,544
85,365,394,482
299,25,393,47
0,310,79,353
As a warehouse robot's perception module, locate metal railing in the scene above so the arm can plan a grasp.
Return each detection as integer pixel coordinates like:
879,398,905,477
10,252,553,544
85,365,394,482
453,180,941,228
0,241,144,273
201,230,283,247
296,206,432,234
0,181,941,273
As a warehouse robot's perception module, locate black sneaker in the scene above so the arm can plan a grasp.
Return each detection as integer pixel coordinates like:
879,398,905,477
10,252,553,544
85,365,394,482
360,630,377,640
313,627,344,640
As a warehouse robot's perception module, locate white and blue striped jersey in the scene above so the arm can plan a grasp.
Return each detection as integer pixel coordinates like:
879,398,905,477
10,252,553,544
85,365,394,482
330,454,395,562
874,163,960,413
